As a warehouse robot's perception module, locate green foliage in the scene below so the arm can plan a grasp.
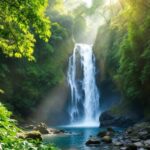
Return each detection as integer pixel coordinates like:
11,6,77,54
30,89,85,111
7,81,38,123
0,103,57,149
115,0,150,108
94,0,150,116
0,7,73,117
0,0,51,60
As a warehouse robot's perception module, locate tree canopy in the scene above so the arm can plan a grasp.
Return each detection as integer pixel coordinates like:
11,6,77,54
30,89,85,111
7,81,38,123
0,0,51,60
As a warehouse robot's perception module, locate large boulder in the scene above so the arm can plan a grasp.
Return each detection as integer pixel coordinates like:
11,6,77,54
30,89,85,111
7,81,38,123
144,139,150,148
102,136,112,143
100,111,136,127
86,137,101,146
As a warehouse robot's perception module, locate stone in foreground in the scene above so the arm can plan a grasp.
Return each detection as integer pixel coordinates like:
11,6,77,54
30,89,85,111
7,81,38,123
102,136,112,143
86,137,101,146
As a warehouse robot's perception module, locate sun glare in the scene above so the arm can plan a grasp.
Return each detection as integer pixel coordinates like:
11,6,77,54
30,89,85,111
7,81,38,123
83,0,93,8
105,0,119,5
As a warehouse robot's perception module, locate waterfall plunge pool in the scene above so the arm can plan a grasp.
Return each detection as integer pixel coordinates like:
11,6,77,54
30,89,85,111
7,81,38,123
43,126,123,150
43,126,100,150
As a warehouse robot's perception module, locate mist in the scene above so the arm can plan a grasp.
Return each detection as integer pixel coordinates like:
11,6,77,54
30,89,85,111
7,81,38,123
32,82,69,126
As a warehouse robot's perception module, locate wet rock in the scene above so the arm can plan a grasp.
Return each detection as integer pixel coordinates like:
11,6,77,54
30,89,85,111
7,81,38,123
18,131,42,140
95,121,150,149
102,136,112,143
120,147,128,150
126,128,133,134
124,139,132,145
138,148,146,150
100,111,136,128
144,139,150,147
126,144,137,150
86,137,101,146
139,131,149,139
113,141,123,146
34,122,49,134
97,127,115,138
133,142,143,147
131,138,140,142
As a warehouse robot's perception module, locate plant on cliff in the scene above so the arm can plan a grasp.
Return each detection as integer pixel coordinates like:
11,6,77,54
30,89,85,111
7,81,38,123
113,0,150,115
94,0,150,117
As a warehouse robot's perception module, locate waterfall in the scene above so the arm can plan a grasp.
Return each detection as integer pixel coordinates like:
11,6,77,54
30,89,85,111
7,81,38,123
67,43,100,127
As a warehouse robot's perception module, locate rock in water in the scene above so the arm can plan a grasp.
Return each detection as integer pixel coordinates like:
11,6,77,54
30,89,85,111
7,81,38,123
102,136,112,143
113,141,123,146
144,139,150,148
133,142,143,147
86,137,101,146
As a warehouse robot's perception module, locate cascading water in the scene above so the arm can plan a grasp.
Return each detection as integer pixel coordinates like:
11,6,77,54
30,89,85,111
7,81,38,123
67,43,100,127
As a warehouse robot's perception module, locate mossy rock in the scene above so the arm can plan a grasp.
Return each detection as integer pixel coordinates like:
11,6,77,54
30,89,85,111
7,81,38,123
18,131,42,140
102,136,112,143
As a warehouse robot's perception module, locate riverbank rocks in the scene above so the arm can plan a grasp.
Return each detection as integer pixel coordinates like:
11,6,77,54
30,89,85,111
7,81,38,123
86,122,150,150
112,122,150,149
18,131,42,140
144,139,150,148
25,122,67,135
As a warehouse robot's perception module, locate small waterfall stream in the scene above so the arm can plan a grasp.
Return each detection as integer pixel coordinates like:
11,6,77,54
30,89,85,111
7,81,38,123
67,43,100,127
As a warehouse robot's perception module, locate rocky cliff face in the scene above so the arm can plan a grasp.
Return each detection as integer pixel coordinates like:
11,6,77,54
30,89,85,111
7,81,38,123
99,111,137,128
94,25,121,113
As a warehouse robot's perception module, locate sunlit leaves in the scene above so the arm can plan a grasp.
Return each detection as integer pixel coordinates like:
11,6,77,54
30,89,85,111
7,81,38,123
112,0,150,108
0,0,51,60
0,89,4,94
